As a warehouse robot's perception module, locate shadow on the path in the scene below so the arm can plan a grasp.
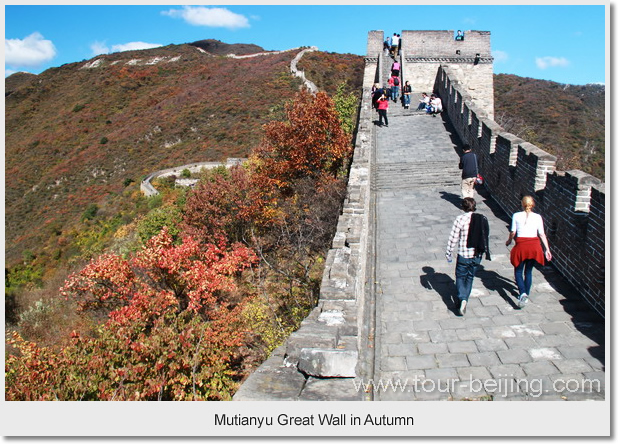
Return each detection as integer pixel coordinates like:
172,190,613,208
536,265,606,368
439,191,463,209
476,265,519,309
474,187,512,230
419,266,458,315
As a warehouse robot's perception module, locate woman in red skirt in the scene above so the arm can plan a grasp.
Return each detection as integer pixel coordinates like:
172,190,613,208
505,196,552,308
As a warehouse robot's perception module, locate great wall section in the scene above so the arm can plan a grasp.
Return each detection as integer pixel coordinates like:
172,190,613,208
233,30,605,401
140,46,318,196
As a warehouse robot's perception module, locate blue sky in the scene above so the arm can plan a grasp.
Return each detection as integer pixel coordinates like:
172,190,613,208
4,4,608,85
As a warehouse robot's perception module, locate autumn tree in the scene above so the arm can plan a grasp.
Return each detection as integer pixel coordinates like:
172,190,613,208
6,228,258,400
252,89,352,193
181,165,277,246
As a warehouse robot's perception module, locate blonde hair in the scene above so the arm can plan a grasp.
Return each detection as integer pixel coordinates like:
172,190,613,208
521,195,535,213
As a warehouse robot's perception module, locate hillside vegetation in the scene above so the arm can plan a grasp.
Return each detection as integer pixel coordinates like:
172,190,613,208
5,41,363,400
494,74,605,180
5,43,301,269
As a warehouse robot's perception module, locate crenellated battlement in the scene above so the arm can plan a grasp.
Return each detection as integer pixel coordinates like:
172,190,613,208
434,65,605,315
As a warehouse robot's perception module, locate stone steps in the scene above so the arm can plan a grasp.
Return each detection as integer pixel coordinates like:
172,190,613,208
375,161,461,190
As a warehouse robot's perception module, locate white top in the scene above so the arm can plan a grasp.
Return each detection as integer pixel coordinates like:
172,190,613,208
431,97,442,111
511,211,545,238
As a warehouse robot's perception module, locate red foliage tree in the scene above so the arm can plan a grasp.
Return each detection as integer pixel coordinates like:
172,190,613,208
181,165,277,246
6,228,258,400
252,89,352,193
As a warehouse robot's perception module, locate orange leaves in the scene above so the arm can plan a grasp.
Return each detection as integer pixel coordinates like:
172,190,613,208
7,226,258,400
182,165,277,246
253,90,352,193
62,227,257,323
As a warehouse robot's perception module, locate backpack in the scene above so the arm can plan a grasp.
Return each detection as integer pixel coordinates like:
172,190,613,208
394,77,400,86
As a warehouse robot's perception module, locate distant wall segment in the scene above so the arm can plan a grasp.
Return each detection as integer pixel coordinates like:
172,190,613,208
140,158,246,196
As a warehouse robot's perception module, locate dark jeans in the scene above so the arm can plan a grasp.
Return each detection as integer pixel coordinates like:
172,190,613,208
514,259,535,297
378,109,388,126
455,255,482,302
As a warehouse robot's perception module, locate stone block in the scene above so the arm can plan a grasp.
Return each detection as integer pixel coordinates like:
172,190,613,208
298,348,358,378
285,333,337,365
298,377,365,401
436,353,470,368
233,347,306,401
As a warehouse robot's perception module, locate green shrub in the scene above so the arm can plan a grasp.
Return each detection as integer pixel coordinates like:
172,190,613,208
137,204,182,243
81,204,99,222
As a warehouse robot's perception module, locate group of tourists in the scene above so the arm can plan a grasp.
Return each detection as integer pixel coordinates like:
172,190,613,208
371,83,443,126
374,31,552,319
417,92,442,115
446,145,552,316
384,33,401,58
371,59,552,316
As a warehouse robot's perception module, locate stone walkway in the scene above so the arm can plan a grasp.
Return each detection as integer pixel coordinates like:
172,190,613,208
370,101,605,401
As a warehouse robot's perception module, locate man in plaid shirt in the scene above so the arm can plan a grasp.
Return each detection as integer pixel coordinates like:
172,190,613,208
445,197,486,316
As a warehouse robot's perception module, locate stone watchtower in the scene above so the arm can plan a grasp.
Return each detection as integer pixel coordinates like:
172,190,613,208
365,30,494,120
402,30,494,119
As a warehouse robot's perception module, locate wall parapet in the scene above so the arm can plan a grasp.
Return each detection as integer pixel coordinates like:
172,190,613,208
233,45,380,400
435,65,605,316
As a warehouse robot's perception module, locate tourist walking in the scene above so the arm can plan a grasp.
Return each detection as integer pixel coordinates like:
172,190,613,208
391,33,400,57
391,60,400,77
388,75,400,102
376,93,389,127
384,35,392,52
445,197,491,316
505,196,552,308
371,84,382,110
459,144,479,198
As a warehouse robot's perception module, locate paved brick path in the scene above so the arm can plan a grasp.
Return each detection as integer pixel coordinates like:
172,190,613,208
371,100,605,401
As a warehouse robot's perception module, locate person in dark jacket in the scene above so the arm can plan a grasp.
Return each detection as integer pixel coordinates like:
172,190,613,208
402,81,412,109
445,197,490,316
459,144,479,199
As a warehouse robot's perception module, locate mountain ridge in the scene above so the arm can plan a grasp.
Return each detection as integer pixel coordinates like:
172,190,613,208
5,41,364,270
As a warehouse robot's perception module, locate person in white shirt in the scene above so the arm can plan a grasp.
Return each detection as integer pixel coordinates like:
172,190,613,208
505,196,552,308
430,95,442,115
390,33,400,57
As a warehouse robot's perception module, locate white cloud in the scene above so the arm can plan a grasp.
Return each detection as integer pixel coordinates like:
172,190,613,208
162,6,250,29
492,50,508,63
536,56,570,70
91,41,110,56
90,41,162,56
5,32,56,67
110,42,163,52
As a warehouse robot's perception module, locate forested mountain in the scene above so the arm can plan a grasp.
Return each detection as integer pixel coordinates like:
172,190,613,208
5,42,363,271
493,74,605,180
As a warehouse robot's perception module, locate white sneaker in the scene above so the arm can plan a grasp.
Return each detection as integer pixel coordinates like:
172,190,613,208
459,300,467,316
518,294,529,309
